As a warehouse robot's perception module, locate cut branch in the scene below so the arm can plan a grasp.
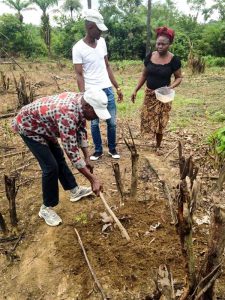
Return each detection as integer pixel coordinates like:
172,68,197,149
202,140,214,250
124,125,139,198
112,162,124,203
99,192,130,242
74,228,108,300
0,213,7,234
4,175,18,227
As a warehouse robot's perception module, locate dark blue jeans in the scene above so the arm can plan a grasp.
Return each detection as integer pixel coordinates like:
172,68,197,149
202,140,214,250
91,87,117,153
21,135,77,207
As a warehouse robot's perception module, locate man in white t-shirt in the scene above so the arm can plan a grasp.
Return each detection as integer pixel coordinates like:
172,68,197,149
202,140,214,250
72,9,123,161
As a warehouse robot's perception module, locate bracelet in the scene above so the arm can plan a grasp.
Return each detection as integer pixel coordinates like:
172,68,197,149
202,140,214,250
117,87,121,91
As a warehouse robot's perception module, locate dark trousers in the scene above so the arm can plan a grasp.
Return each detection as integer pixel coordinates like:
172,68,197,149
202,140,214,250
21,135,77,207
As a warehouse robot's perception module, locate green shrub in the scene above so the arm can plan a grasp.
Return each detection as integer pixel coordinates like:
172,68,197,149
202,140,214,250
204,56,225,67
208,127,225,167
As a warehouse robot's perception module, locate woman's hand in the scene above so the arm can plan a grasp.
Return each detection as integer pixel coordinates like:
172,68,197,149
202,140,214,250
131,91,137,103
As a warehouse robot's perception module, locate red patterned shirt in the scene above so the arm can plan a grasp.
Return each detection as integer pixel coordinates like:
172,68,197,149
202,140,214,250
12,92,88,169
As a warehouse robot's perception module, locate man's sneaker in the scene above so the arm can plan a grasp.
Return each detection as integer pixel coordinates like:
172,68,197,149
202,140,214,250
38,205,62,226
70,186,93,202
108,149,120,159
90,152,103,161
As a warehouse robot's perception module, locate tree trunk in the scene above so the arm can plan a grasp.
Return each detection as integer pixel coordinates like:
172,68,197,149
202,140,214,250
87,0,92,9
146,0,152,55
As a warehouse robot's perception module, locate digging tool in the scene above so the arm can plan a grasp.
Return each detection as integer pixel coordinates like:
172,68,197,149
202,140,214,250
99,192,131,242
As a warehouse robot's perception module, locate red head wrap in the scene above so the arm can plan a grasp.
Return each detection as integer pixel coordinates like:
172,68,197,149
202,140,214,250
155,26,175,44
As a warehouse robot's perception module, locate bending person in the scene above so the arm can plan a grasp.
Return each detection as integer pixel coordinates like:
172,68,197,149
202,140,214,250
12,89,109,226
131,26,182,154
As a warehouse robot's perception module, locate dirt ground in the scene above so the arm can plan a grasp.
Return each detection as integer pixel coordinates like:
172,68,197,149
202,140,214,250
0,61,225,299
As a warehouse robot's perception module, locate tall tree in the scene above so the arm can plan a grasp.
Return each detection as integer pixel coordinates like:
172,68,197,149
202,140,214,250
87,0,91,9
30,0,58,53
62,0,82,19
146,0,151,54
1,0,32,22
187,0,206,21
203,0,225,21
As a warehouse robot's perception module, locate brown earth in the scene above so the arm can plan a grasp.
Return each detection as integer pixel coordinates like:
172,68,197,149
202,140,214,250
0,61,225,300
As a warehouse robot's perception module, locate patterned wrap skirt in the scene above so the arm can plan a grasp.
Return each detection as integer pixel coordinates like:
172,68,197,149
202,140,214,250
141,88,172,135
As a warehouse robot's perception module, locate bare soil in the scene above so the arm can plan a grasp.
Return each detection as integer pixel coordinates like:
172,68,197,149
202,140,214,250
0,61,225,300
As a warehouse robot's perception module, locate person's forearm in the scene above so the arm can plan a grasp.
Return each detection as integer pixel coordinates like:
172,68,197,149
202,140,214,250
134,75,147,93
77,74,85,92
79,166,96,183
170,78,182,89
81,146,89,159
107,65,119,89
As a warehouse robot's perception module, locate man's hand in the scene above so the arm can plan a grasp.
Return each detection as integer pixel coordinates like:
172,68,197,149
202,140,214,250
117,88,123,103
91,178,103,197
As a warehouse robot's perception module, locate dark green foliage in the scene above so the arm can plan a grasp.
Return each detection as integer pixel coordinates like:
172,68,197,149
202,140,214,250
0,14,47,57
0,1,224,61
52,17,85,59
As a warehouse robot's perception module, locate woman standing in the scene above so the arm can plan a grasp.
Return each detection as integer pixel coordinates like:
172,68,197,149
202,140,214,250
131,26,182,154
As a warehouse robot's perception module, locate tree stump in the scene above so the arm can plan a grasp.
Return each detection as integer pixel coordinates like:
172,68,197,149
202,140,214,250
4,175,18,227
124,125,139,199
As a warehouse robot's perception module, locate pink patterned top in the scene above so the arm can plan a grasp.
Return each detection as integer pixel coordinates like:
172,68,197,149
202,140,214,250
12,92,88,169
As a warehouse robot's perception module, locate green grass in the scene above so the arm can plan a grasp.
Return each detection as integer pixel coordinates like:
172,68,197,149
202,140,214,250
207,110,225,123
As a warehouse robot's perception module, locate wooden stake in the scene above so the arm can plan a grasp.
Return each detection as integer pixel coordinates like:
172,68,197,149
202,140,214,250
74,228,108,300
216,163,225,191
124,125,139,198
176,143,198,294
112,163,124,204
4,175,18,227
99,192,131,242
0,213,7,234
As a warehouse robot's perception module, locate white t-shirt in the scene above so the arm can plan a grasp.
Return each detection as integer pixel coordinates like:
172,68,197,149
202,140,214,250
72,37,112,90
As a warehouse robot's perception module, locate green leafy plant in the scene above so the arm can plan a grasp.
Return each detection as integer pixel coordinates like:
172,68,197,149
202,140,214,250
208,127,225,167
74,212,88,224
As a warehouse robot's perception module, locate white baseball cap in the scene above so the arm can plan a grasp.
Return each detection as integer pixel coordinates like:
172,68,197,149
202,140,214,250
84,9,108,31
83,89,111,120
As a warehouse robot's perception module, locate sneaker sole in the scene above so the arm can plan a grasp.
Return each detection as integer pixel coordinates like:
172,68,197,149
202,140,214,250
70,190,93,202
90,154,103,161
38,212,62,226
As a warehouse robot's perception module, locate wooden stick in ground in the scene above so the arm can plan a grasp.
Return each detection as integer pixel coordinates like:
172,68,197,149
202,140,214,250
195,205,225,299
112,163,124,204
161,180,177,225
176,143,197,295
124,125,139,198
74,228,108,300
216,163,225,191
0,213,7,234
99,192,131,242
4,175,18,227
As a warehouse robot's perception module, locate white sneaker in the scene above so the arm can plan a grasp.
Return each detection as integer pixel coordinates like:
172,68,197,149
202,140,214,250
38,205,62,226
90,152,103,161
70,186,93,202
108,149,120,159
